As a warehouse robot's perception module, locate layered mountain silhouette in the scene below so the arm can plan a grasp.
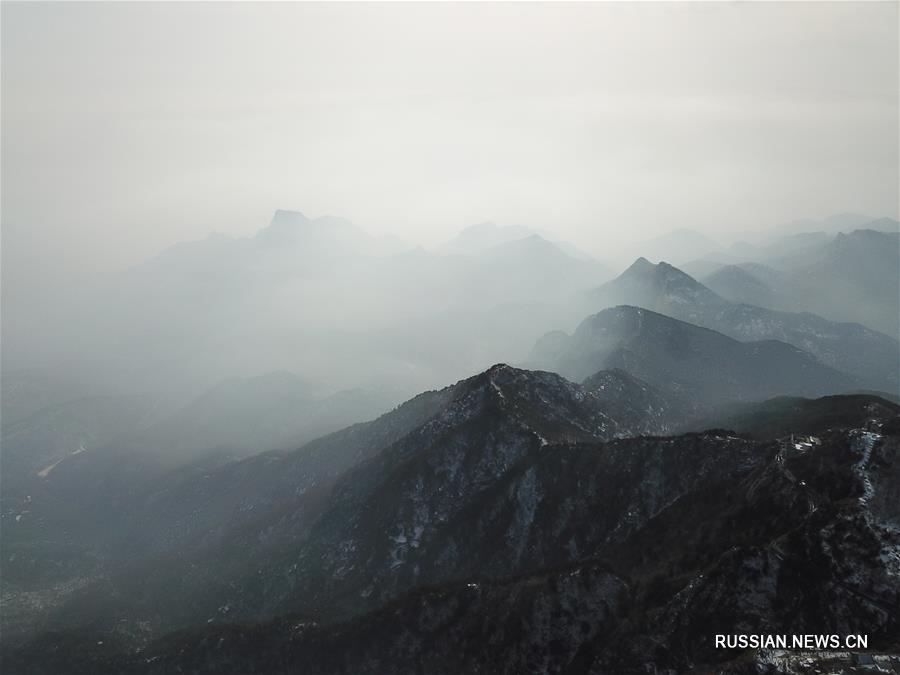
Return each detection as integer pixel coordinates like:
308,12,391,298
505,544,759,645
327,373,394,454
693,228,900,338
437,221,536,255
438,221,595,260
24,211,610,412
0,371,396,516
588,258,899,393
530,306,856,407
702,263,785,309
4,210,900,675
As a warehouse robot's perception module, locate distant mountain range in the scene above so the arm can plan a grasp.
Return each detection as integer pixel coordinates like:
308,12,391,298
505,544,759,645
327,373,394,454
529,306,856,406
688,227,900,338
702,263,785,309
0,371,396,504
775,213,899,237
587,257,899,393
438,221,595,260
19,211,610,409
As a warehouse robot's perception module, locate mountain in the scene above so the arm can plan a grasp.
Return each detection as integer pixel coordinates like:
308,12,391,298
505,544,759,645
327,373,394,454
475,235,608,299
438,221,596,261
593,257,724,316
529,306,855,406
779,213,897,237
7,401,899,674
5,364,679,643
436,221,535,255
16,211,612,414
0,370,103,426
134,371,394,460
702,264,785,309
621,228,721,266
692,228,900,338
0,394,153,498
0,371,396,525
789,229,900,338
861,216,900,233
581,368,688,436
686,393,900,440
679,233,830,280
588,258,899,393
0,375,466,643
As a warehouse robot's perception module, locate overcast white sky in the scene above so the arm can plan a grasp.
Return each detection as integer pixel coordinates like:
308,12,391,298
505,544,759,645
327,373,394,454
2,1,898,302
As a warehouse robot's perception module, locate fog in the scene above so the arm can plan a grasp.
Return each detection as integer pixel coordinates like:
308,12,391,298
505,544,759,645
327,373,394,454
4,3,897,281
2,6,900,667
2,1,898,455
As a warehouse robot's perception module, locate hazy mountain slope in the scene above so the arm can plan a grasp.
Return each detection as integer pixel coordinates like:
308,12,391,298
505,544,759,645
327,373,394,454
702,264,784,309
438,221,596,261
11,419,899,675
0,395,153,495
787,229,900,338
593,257,723,322
685,394,900,440
697,228,900,338
478,235,607,296
135,372,394,460
23,211,610,411
9,376,462,562
530,306,855,406
436,221,535,254
589,258,899,392
0,370,103,425
0,371,396,548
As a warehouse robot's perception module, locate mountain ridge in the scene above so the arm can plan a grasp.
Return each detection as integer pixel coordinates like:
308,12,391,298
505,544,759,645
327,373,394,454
530,305,856,406
587,258,899,393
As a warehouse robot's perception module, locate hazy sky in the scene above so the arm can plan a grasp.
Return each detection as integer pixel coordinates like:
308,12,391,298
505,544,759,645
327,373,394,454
2,1,898,302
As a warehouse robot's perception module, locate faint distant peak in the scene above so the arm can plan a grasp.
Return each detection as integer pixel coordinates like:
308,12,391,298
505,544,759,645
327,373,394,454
705,263,772,289
270,209,310,227
256,209,310,240
487,233,553,253
834,227,897,242
621,257,689,280
438,221,535,255
779,212,880,237
255,209,363,246
622,256,655,275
